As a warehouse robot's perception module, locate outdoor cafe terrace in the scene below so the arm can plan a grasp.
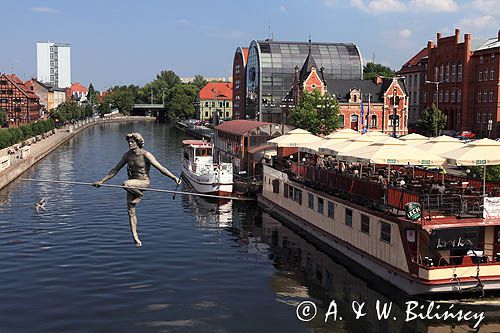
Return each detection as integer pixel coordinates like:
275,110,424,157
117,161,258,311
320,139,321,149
273,157,500,228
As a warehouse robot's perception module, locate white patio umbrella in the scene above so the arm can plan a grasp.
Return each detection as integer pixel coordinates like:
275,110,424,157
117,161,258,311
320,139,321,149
338,138,444,184
300,131,357,155
267,128,321,147
417,135,464,155
441,138,500,197
400,133,429,145
318,135,391,157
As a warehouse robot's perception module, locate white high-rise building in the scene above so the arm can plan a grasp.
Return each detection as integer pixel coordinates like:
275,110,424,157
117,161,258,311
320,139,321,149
37,42,71,88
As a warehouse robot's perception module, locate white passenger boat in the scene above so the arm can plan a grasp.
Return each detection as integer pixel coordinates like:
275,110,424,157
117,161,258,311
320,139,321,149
181,140,233,196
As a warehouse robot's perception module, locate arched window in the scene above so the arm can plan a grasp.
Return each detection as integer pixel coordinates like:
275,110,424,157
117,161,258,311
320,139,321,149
388,115,400,127
370,115,377,128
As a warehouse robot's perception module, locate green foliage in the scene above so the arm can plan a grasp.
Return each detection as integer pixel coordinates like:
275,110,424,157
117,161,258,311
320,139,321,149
192,75,208,91
289,90,342,135
164,84,197,119
87,83,99,105
416,103,447,137
0,119,55,149
0,108,7,127
104,87,135,115
363,62,395,81
467,165,500,183
51,101,85,123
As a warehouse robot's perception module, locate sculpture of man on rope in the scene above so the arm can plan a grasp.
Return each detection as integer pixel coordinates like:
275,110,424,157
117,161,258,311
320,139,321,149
93,133,181,247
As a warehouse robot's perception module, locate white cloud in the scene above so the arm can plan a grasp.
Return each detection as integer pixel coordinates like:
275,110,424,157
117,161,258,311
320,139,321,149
30,7,60,14
459,15,497,30
399,29,412,39
350,0,406,13
279,5,288,12
409,0,458,12
468,0,500,14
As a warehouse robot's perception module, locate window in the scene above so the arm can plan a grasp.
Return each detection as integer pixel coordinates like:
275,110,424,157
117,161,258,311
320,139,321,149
490,90,494,102
293,188,302,205
444,90,449,103
439,65,444,82
317,197,324,214
484,91,487,102
445,64,449,82
7,89,13,95
457,89,462,102
361,215,370,234
434,66,438,82
345,208,353,227
458,64,463,82
328,201,335,219
205,111,208,117
480,55,484,64
388,115,400,127
423,91,427,103
370,115,377,127
205,102,208,107
272,179,280,194
0,80,7,85
380,222,391,243
479,69,482,81
451,89,455,102
451,64,456,82
308,193,314,209
490,68,494,80
284,184,289,198
439,90,443,103
478,90,482,102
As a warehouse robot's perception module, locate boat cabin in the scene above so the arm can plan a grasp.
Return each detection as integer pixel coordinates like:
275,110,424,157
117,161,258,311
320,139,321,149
182,140,213,164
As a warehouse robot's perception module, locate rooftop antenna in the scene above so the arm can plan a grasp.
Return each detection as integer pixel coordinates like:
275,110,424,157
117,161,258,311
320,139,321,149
268,24,274,40
372,52,376,64
308,34,312,52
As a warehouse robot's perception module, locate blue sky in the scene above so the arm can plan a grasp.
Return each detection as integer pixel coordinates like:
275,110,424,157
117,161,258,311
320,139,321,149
1,0,498,90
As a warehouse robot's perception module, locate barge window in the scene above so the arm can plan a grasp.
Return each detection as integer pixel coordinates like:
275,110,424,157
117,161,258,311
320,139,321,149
361,215,370,234
345,209,352,227
308,193,314,209
317,197,324,214
272,179,280,194
293,188,302,205
380,222,391,243
328,202,335,219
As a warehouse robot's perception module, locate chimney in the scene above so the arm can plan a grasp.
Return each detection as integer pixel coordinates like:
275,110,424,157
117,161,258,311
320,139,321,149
437,32,441,41
375,76,383,85
455,28,460,44
498,29,500,41
427,40,434,49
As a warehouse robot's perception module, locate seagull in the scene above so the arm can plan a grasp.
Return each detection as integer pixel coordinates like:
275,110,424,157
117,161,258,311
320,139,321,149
35,196,49,213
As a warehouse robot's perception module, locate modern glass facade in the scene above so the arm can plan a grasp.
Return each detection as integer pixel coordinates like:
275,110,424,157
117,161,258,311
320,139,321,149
245,40,363,123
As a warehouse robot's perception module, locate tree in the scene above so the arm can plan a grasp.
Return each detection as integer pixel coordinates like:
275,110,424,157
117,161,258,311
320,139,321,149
0,108,7,127
104,87,135,115
289,90,342,135
363,62,395,81
164,84,197,119
192,75,208,91
87,83,99,106
416,103,447,137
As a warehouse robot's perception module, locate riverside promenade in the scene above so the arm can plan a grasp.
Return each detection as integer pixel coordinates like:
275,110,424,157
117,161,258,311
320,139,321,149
0,116,155,190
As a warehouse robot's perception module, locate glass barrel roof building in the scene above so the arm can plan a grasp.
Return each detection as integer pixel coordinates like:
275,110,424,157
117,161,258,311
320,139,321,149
245,40,363,123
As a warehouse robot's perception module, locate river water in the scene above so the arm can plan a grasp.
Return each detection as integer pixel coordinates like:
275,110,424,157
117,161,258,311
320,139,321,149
0,121,498,333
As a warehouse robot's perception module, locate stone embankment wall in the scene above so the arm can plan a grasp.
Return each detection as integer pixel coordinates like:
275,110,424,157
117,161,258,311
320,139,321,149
0,116,155,190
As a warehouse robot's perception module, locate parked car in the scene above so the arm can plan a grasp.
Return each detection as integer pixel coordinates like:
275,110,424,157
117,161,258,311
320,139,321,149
455,130,476,139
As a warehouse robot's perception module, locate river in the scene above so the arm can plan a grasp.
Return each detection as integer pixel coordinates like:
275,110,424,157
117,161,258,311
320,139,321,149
0,121,498,332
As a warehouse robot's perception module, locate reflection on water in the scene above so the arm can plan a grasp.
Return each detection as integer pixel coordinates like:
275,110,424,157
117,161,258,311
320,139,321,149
0,122,499,332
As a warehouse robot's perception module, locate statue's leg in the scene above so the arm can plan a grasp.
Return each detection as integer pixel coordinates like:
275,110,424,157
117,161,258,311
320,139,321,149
127,194,141,247
123,179,144,203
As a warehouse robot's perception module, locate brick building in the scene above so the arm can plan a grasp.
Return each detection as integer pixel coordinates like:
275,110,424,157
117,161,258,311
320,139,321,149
285,49,408,135
232,47,248,120
0,74,42,127
25,79,66,111
397,48,428,129
402,29,500,138
196,82,233,122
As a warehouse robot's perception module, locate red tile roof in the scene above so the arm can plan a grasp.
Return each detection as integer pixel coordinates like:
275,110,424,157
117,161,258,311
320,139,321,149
2,74,40,100
71,82,88,93
199,82,233,100
399,47,428,71
215,120,272,136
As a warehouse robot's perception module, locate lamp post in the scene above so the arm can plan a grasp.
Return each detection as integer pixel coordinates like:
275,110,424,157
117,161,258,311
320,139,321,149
425,80,440,136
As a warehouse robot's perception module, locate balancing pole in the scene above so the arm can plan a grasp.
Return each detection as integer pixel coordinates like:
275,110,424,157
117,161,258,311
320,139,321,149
20,178,253,201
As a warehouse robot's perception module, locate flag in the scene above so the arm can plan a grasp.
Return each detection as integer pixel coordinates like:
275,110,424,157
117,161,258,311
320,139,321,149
360,94,366,134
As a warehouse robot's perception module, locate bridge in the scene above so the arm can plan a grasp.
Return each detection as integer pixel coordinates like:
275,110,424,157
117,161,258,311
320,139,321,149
131,104,168,121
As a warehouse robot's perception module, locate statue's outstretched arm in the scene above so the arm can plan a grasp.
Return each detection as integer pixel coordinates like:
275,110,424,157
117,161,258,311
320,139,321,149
94,153,127,185
145,152,180,183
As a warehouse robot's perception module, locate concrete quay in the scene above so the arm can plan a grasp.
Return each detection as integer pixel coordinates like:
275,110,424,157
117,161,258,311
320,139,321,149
0,116,156,190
